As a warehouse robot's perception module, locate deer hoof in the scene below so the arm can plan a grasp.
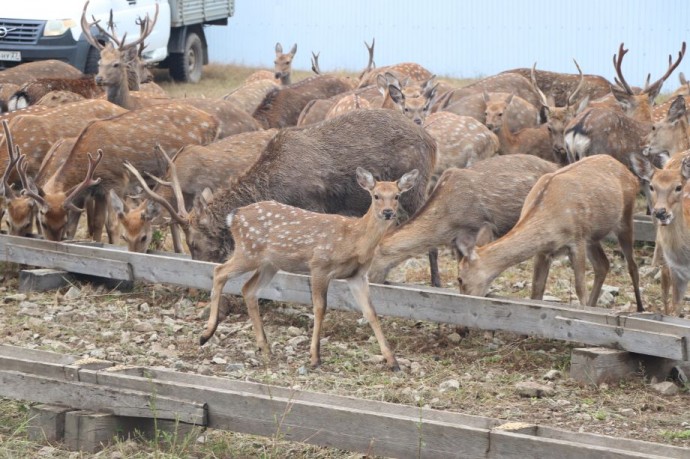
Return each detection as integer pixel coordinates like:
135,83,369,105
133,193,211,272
389,361,401,372
199,335,210,346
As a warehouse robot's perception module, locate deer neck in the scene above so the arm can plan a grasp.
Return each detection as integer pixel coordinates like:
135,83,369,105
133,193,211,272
106,78,133,110
279,74,291,86
351,206,395,258
495,124,519,154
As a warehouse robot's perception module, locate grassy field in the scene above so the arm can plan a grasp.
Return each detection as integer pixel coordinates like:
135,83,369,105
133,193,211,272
1,63,689,458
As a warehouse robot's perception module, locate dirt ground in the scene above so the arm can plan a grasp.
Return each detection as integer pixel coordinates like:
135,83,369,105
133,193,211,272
1,240,689,457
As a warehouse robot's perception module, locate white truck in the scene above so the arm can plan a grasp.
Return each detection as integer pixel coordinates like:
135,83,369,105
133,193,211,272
0,0,234,82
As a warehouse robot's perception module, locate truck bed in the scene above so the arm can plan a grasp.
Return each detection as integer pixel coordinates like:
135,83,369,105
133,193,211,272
170,0,235,27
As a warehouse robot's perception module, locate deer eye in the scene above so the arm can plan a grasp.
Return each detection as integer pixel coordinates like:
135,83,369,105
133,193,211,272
140,234,148,242
112,62,120,68
394,194,400,201
649,184,655,192
374,194,380,200
676,185,683,192
498,113,503,117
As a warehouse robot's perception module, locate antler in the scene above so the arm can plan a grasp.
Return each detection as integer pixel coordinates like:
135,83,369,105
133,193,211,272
567,59,585,107
62,150,103,213
612,43,634,95
122,145,188,225
645,42,687,96
530,63,549,107
0,120,20,199
16,154,47,208
119,3,159,52
311,51,321,75
364,38,376,73
80,0,106,51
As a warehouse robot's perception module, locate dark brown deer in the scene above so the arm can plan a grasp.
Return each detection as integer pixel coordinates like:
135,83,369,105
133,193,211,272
457,155,643,312
201,168,419,371
128,109,436,265
19,103,221,242
564,42,686,167
0,61,82,86
369,154,558,284
6,76,103,111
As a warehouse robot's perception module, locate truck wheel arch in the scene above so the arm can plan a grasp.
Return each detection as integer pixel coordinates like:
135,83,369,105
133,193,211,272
166,25,208,83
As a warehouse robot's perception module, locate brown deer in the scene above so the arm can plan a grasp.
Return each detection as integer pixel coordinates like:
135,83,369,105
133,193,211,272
115,130,278,252
127,109,436,264
35,90,86,108
456,155,643,312
369,154,558,284
0,120,34,236
435,73,542,110
6,76,103,111
483,92,553,161
222,78,280,114
671,72,690,98
643,96,690,162
0,84,20,113
564,42,686,167
200,168,419,371
631,153,690,316
443,92,541,133
651,94,690,123
108,189,160,252
19,103,221,242
252,75,356,128
0,61,82,86
531,62,589,165
244,42,297,86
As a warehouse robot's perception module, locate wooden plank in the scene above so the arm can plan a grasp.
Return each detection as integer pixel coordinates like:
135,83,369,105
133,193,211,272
633,218,656,243
1,235,689,360
0,370,206,425
27,404,74,443
2,244,133,281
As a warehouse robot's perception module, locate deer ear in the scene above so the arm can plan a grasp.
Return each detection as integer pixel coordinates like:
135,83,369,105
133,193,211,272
143,201,161,221
455,233,479,261
682,156,690,181
356,167,376,191
201,187,214,204
630,153,655,182
482,90,490,103
504,93,514,105
668,95,687,123
109,189,126,220
576,95,590,114
289,43,297,56
275,42,283,54
388,85,404,106
397,169,419,192
612,87,633,111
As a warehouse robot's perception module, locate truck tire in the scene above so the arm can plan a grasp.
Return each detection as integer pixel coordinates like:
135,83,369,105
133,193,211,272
168,32,203,83
84,46,100,75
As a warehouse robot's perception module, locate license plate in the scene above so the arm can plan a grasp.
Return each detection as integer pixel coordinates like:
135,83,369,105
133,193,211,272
0,51,21,62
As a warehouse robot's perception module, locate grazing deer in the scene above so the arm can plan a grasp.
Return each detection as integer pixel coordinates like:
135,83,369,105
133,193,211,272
631,153,690,315
19,104,220,242
201,168,419,371
244,42,297,86
0,121,34,236
108,189,160,252
369,154,557,285
564,42,686,167
116,131,278,252
531,62,589,165
483,92,553,161
456,155,644,312
128,109,436,264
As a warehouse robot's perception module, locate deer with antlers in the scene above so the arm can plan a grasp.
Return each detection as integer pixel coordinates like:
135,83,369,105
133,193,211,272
200,168,419,371
565,42,686,167
0,121,34,236
18,103,220,242
456,155,644,312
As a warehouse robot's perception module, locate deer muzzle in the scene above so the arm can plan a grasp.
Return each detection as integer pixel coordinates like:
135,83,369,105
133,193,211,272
653,207,674,225
95,75,104,86
382,209,395,220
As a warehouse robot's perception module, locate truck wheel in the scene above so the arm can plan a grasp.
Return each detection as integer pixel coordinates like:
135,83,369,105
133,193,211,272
84,46,100,74
169,32,203,83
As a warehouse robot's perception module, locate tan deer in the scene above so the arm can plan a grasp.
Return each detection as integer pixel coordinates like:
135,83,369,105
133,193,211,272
0,60,82,86
631,153,690,315
435,73,542,110
443,91,541,133
200,168,419,371
456,155,644,312
244,42,297,86
222,78,280,114
643,96,690,162
0,120,34,236
108,188,160,252
369,154,558,285
671,72,690,98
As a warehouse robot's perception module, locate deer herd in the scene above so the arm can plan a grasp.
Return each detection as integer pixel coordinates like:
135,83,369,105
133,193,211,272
1,4,690,370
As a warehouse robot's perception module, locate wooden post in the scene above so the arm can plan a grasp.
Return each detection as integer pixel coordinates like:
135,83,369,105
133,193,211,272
18,269,72,293
27,404,74,442
64,410,120,453
569,348,638,386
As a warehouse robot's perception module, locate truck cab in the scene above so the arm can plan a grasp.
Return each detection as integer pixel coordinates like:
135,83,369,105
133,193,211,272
0,0,234,83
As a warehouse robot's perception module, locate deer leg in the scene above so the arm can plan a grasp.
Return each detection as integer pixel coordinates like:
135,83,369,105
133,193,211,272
568,243,588,306
199,256,254,346
585,241,610,307
530,252,552,300
670,271,688,317
347,274,399,371
88,192,107,242
309,272,331,368
429,248,441,287
104,192,120,245
242,264,278,355
64,209,82,240
661,265,672,314
617,227,643,312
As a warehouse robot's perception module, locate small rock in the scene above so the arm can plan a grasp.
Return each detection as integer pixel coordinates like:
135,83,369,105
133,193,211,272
515,381,555,398
298,365,308,376
288,335,309,347
618,408,636,417
287,326,302,336
512,281,526,290
601,285,619,296
18,301,41,317
211,356,227,365
367,355,386,364
148,333,159,342
639,266,658,278
597,291,615,307
63,286,81,301
160,308,175,317
651,381,679,396
410,362,422,374
4,293,27,302
543,369,562,381
574,413,592,421
226,363,244,372
542,295,561,303
447,332,462,344
197,365,213,375
133,322,154,333
439,379,460,392
397,358,411,368
138,302,150,314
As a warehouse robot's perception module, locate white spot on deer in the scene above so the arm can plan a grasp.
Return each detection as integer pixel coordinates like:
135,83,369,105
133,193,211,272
226,213,235,227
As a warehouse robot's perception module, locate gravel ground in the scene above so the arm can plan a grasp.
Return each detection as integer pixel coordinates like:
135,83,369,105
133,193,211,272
1,241,689,457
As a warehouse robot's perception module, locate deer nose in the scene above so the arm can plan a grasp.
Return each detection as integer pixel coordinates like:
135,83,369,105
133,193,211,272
413,118,423,126
274,72,281,79
654,208,669,221
95,76,104,85
382,209,395,220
